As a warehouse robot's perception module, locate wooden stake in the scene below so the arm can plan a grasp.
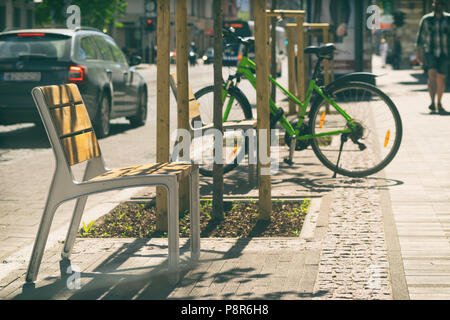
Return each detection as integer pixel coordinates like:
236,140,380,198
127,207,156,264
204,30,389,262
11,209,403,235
176,0,190,215
296,14,305,104
155,0,170,231
212,0,224,221
285,24,297,115
254,0,271,221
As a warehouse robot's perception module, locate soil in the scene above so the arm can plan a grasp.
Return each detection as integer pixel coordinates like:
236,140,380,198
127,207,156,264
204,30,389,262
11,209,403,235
79,199,310,238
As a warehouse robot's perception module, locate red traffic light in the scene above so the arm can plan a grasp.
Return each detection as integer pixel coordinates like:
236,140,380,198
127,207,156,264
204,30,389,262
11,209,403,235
147,19,153,24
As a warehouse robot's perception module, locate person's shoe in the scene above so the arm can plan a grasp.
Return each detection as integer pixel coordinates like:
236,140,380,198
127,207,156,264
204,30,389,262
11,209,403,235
429,103,436,113
437,103,447,115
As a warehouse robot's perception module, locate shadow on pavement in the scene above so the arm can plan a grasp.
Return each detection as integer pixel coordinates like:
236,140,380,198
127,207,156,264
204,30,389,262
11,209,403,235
0,123,141,149
13,237,329,300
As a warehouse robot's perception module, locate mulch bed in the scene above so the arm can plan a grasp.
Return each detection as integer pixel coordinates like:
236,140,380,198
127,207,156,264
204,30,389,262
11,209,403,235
78,199,310,239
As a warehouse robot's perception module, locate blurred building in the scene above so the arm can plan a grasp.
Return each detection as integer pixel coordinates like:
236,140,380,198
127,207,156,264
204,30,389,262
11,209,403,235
0,0,38,31
114,0,238,63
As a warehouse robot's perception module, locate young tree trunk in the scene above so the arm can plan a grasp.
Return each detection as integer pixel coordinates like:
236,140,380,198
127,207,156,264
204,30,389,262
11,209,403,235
212,0,224,221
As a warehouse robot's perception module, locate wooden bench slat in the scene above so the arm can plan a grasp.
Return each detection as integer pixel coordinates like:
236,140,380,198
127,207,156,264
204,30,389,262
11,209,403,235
50,103,93,137
90,163,169,181
60,130,101,166
90,162,191,182
41,84,83,108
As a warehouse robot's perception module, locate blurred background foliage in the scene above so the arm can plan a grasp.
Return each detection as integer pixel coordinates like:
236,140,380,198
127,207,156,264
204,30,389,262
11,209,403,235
35,0,128,31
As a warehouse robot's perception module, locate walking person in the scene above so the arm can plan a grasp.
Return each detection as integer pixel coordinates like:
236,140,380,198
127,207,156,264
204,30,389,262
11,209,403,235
416,0,450,114
380,38,388,68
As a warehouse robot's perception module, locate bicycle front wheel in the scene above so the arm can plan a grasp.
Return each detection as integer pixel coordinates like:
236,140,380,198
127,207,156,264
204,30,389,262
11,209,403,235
194,85,253,128
309,81,402,177
193,85,253,177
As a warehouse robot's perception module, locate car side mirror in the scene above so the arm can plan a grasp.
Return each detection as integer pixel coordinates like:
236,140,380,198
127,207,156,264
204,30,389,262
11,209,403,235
129,55,142,66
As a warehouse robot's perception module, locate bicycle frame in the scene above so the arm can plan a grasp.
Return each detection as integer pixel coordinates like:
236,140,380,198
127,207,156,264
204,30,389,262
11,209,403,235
222,55,355,140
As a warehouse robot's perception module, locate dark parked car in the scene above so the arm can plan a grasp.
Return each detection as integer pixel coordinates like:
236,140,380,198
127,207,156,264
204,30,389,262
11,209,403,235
0,27,147,137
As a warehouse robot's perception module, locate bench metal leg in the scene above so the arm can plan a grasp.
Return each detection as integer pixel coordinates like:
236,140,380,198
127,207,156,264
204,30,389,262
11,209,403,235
167,178,180,284
61,196,88,260
26,192,60,283
190,166,200,261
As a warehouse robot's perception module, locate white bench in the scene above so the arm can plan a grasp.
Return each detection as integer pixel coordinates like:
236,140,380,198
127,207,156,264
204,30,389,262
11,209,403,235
27,83,200,285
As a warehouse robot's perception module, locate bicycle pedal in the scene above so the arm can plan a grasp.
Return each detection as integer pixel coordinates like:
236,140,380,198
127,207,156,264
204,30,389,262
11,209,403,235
284,158,293,166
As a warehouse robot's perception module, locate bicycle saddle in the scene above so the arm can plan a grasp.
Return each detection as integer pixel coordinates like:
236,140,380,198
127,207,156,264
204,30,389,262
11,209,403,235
304,43,336,58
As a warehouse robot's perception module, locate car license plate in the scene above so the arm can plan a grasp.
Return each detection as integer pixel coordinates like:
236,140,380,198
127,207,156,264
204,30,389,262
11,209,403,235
1,72,41,81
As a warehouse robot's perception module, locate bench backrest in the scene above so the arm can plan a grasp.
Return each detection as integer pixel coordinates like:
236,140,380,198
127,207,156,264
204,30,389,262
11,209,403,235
33,83,101,166
169,72,201,119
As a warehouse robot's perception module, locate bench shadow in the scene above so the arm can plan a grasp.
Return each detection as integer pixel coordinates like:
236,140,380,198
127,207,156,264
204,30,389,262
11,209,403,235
13,237,329,300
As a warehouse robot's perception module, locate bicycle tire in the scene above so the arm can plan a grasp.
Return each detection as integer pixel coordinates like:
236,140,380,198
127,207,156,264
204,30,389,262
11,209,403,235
308,81,402,177
194,85,253,177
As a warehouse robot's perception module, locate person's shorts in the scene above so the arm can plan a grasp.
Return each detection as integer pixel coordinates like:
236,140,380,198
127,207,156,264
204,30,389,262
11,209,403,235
425,53,449,75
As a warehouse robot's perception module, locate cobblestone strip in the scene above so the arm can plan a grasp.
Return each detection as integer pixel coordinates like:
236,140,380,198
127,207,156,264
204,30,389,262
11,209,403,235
313,178,392,299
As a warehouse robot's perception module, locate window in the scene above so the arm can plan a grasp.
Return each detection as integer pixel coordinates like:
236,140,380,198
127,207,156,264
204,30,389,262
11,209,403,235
108,41,128,65
26,9,33,28
13,8,21,28
78,37,98,60
92,36,114,61
0,34,71,60
0,6,6,31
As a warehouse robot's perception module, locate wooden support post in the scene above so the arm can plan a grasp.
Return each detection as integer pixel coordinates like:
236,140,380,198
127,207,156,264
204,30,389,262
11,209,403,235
285,24,297,115
212,0,224,221
156,0,170,231
296,14,305,104
254,0,271,220
304,30,309,106
323,26,329,86
175,0,190,215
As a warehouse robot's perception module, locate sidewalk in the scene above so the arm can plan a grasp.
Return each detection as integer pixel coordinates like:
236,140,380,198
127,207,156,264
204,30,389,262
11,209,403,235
1,57,449,300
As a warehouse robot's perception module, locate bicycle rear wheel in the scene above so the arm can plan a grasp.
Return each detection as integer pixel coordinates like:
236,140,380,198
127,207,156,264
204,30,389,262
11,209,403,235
309,81,402,177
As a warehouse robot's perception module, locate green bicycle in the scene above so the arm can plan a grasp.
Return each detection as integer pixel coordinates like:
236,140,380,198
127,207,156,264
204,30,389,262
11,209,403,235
194,28,402,178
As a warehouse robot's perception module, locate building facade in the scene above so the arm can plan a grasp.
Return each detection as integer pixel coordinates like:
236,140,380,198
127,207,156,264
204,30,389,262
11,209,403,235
0,0,37,32
114,0,238,63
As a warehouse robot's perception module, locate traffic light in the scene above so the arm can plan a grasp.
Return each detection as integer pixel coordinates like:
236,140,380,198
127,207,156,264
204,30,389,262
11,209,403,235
394,11,405,27
145,18,155,32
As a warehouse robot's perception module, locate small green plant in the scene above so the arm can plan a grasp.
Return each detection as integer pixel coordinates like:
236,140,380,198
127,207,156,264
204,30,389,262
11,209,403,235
81,220,95,236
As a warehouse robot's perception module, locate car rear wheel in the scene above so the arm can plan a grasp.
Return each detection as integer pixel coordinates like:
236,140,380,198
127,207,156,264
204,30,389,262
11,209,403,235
129,88,147,127
94,93,111,138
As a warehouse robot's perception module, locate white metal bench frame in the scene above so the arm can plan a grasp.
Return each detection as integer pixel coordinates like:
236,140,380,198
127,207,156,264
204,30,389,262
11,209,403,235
27,84,200,285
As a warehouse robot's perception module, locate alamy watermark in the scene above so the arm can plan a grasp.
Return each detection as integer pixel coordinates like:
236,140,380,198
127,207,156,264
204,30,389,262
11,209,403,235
366,5,381,30
66,5,81,30
65,265,81,290
171,121,279,175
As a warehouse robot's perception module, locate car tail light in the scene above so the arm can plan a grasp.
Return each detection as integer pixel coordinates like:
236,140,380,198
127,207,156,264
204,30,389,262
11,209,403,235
68,65,87,82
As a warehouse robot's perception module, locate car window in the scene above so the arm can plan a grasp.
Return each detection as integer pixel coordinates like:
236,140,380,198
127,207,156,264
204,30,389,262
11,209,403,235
92,36,114,61
107,41,128,66
0,33,71,60
78,36,98,60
